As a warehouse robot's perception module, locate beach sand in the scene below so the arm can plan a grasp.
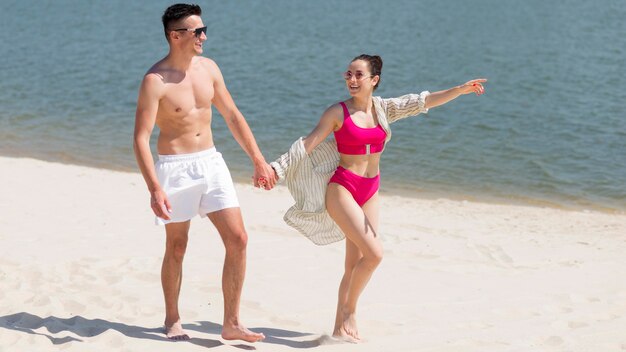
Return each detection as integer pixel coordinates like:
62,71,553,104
1,156,625,352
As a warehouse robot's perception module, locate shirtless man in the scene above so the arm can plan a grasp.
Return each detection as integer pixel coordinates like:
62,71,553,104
133,3,275,342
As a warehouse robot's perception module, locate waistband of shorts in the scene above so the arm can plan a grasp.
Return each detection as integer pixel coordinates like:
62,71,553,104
157,147,217,162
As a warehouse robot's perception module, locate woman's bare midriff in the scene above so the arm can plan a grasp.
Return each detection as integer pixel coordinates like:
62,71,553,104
338,152,382,178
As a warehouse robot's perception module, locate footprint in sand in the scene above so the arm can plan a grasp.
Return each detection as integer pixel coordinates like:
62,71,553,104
63,299,87,315
456,321,493,330
469,244,514,266
567,321,588,329
542,304,573,316
551,320,588,330
317,334,350,345
269,316,300,327
2,333,20,347
134,272,160,282
106,335,124,348
567,293,599,304
544,336,564,346
592,312,619,322
102,274,123,285
88,295,114,309
137,305,161,316
23,292,49,307
558,260,582,267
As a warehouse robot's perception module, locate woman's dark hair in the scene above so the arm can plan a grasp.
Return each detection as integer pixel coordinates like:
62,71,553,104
162,4,202,40
352,54,383,90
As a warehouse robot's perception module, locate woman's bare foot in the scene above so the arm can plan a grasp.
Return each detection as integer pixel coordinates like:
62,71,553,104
332,312,360,343
222,324,265,343
164,320,190,341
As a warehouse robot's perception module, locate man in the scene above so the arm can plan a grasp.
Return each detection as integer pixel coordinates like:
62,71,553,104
133,3,275,342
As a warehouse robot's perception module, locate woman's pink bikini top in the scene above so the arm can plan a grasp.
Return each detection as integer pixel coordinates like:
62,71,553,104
334,101,387,155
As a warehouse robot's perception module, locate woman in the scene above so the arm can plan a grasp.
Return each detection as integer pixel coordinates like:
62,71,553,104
267,54,486,342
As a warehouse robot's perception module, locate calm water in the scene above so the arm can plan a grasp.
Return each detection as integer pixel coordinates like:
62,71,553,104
1,0,625,211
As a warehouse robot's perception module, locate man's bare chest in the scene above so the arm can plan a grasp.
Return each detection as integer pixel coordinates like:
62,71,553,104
159,76,214,117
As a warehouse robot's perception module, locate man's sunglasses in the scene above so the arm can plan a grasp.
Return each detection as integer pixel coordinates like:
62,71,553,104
172,26,207,38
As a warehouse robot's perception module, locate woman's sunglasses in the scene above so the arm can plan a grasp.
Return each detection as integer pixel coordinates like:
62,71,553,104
343,71,373,81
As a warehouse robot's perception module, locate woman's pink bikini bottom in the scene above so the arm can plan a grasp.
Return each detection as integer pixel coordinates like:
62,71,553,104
328,166,380,207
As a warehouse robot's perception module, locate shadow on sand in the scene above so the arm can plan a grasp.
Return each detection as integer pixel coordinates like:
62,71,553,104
185,321,322,348
1,312,322,349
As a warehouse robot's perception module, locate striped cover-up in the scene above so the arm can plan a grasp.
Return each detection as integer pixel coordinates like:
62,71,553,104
270,92,430,245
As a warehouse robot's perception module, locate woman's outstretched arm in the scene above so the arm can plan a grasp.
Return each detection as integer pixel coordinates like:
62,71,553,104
424,78,487,109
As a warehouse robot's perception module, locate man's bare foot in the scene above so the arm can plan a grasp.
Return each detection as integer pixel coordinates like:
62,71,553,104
221,324,265,343
332,312,360,343
164,320,190,341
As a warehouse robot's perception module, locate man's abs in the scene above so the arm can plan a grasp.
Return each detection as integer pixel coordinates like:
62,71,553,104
156,108,215,155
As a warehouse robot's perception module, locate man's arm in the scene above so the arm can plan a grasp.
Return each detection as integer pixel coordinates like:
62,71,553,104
133,73,171,219
207,59,276,190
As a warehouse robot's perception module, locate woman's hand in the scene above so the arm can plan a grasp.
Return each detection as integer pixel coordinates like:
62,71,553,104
458,78,487,96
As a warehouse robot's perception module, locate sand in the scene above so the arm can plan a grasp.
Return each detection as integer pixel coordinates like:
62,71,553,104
1,156,625,352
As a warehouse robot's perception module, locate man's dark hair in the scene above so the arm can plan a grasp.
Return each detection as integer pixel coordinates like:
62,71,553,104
162,4,202,40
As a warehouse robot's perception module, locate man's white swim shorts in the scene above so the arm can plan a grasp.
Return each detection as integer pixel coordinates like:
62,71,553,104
154,147,239,225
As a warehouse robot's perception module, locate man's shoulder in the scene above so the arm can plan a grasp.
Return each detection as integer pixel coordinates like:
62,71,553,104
142,60,167,84
138,64,167,97
193,56,219,71
142,70,165,88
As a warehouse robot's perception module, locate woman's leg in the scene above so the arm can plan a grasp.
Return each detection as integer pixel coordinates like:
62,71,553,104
333,237,361,337
327,184,382,341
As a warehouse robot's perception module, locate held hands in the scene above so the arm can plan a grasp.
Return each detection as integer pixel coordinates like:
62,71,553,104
151,189,172,220
253,162,277,191
459,78,487,96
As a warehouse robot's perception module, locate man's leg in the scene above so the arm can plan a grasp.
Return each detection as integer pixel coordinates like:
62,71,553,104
207,207,265,342
163,221,191,340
